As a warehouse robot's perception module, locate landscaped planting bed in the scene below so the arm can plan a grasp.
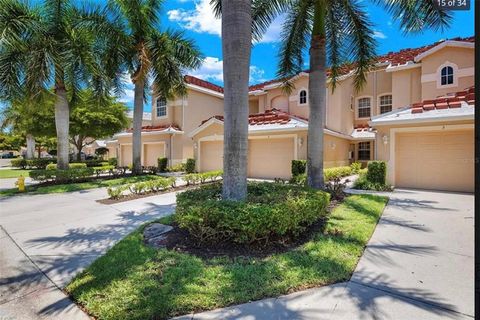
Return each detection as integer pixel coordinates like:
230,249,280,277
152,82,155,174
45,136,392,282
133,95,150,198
67,182,388,320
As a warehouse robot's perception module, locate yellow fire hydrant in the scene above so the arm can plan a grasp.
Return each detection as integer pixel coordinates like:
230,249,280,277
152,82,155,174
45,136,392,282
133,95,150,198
16,176,26,192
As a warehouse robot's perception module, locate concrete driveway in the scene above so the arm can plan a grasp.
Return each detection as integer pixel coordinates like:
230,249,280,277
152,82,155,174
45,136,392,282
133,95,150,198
0,187,176,320
175,189,474,320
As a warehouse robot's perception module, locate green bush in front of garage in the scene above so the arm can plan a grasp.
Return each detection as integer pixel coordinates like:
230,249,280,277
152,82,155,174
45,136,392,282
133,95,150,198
353,161,393,191
157,157,168,172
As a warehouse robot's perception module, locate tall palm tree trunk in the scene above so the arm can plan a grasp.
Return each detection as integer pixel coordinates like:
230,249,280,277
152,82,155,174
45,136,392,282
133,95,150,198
221,0,252,201
55,84,70,170
132,78,144,175
25,134,35,159
307,1,326,189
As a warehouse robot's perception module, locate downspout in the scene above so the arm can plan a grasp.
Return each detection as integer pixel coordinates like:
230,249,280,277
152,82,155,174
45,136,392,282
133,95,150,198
170,133,173,166
373,70,377,160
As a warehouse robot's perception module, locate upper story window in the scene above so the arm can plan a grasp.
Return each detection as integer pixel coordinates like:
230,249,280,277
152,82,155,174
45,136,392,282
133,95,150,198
299,90,307,105
156,97,167,118
357,97,371,118
440,66,454,86
379,95,392,114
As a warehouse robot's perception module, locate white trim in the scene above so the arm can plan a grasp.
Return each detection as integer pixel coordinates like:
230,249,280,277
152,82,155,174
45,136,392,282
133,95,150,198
186,83,224,98
370,113,474,126
387,123,474,186
414,40,475,62
385,61,421,72
377,93,393,115
355,95,373,120
114,129,184,138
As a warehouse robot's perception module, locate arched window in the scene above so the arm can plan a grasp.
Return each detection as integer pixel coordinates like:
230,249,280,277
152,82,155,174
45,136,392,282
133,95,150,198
441,66,454,86
299,90,307,105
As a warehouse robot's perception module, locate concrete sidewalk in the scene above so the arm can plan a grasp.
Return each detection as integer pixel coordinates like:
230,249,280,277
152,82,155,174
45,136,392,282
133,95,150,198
174,189,474,320
1,187,177,319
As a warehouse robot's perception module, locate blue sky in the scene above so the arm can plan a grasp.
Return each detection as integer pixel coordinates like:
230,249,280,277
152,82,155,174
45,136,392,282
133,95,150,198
125,0,473,112
1,0,475,112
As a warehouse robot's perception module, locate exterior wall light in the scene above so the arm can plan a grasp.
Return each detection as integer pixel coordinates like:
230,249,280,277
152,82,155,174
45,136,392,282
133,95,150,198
298,138,304,146
382,135,389,145
193,142,198,149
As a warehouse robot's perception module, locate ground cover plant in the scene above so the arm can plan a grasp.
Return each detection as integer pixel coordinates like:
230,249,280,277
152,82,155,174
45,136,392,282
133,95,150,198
67,191,388,320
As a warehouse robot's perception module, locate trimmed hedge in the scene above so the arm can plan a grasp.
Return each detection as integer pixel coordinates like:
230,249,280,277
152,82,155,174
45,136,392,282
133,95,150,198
366,161,387,184
107,176,176,199
108,158,118,167
30,168,95,183
184,171,223,186
176,182,330,244
185,158,196,173
11,158,55,169
11,158,28,169
46,163,88,170
158,157,168,172
291,160,307,176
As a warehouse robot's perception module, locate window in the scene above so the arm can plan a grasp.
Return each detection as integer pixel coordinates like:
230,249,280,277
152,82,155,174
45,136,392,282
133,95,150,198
156,97,167,117
357,97,371,118
379,95,392,114
299,90,307,104
358,142,370,161
441,66,454,86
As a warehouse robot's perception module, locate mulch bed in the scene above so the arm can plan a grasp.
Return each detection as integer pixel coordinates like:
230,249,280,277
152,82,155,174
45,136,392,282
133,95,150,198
148,199,341,259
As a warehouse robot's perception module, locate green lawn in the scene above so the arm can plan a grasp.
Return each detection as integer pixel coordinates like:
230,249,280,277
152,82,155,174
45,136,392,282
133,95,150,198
66,194,388,320
0,169,33,179
0,175,159,197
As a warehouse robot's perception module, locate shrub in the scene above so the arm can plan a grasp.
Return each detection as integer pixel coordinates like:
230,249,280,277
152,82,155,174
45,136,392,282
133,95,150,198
184,173,200,186
27,158,55,169
46,163,57,170
175,182,330,244
325,177,349,201
129,182,148,194
366,161,387,184
166,163,185,172
289,173,306,185
353,173,393,191
158,157,168,172
11,158,27,169
29,167,95,183
107,185,128,199
324,166,352,181
69,163,88,169
108,158,118,167
84,159,105,167
185,158,195,173
148,177,175,192
93,165,115,177
291,160,307,177
350,162,362,174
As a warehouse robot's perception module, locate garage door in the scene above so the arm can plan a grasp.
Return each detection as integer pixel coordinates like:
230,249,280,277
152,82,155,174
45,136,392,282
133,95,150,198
248,138,294,179
395,130,474,192
120,145,132,167
200,140,223,172
144,143,165,167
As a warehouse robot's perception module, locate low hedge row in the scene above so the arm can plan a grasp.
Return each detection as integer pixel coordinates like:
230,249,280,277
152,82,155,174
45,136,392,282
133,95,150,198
291,163,359,185
175,182,330,244
11,158,109,170
184,170,223,185
30,168,95,183
106,170,223,199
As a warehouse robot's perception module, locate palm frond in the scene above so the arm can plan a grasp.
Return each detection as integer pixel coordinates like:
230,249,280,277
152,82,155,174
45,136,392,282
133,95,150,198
372,0,452,33
210,0,222,18
339,0,377,92
276,0,312,89
325,0,347,91
251,0,291,43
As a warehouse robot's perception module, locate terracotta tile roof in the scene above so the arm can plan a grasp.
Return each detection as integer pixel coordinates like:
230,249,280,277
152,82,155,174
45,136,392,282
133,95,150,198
126,124,181,133
354,124,374,132
200,109,297,126
410,86,475,114
184,75,224,94
248,36,474,91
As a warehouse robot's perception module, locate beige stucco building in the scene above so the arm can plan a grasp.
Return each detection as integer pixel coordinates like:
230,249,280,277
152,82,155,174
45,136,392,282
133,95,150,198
108,36,474,192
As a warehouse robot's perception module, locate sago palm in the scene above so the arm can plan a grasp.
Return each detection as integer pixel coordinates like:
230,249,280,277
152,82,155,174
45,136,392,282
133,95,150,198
0,0,122,169
251,0,452,189
109,0,203,175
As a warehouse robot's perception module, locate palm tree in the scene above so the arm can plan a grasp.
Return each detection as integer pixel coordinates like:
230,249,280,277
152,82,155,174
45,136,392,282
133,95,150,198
252,0,451,189
210,0,252,201
0,0,121,169
108,0,203,175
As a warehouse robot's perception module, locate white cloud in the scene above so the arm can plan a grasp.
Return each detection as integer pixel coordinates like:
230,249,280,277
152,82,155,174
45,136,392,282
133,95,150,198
373,30,387,39
118,88,135,103
188,56,266,84
168,0,221,36
168,0,283,43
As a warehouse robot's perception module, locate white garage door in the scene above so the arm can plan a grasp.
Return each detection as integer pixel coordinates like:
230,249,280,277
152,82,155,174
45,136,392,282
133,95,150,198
395,130,474,192
248,138,295,179
120,145,132,167
200,140,223,172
